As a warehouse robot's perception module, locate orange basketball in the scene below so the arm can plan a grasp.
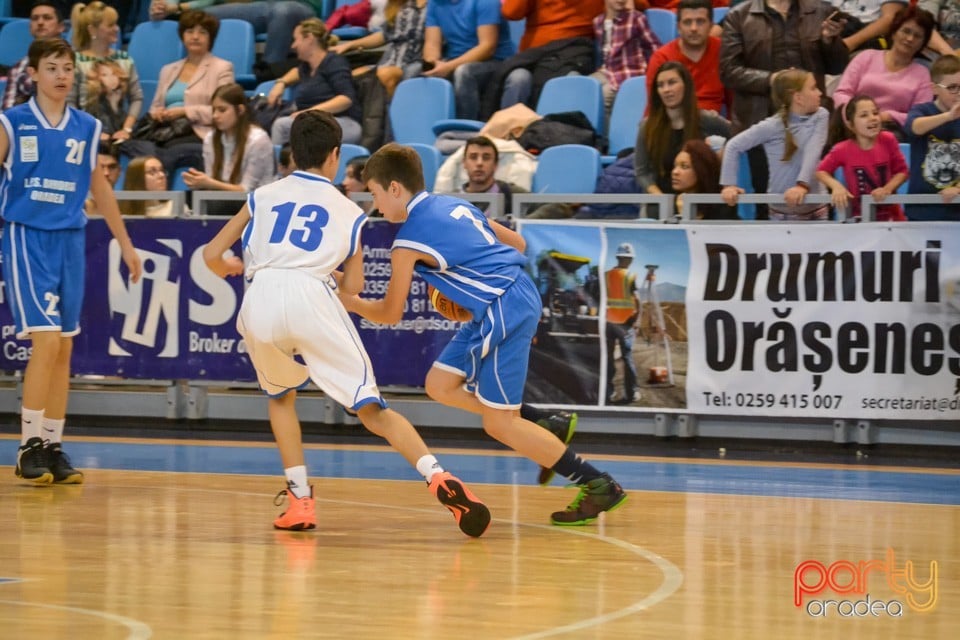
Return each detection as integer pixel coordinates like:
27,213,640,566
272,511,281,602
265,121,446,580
429,286,472,322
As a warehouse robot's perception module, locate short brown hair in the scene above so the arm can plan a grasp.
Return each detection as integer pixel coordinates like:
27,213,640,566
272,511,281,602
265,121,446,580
28,37,74,70
931,54,960,83
179,10,219,45
362,143,425,193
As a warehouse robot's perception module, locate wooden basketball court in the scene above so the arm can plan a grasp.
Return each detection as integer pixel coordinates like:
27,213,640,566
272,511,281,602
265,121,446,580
1,435,957,638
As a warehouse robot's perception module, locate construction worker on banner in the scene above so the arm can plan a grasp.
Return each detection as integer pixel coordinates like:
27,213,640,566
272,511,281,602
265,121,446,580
605,243,642,404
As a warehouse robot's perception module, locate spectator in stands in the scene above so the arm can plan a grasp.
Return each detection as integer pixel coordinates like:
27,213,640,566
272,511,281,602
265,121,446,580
634,62,730,216
490,0,604,116
330,0,427,97
904,54,960,221
267,18,362,145
590,0,661,120
720,0,848,218
69,2,144,148
182,83,275,193
646,0,727,114
2,1,65,109
672,138,738,218
120,156,177,217
832,6,935,141
148,10,235,175
921,0,960,58
829,0,907,53
85,142,122,215
276,143,295,178
454,135,528,217
720,69,830,220
150,0,316,78
422,0,514,120
340,156,374,213
816,95,909,221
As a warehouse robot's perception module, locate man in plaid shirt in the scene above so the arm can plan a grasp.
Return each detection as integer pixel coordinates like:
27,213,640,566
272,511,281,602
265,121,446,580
591,0,661,118
2,2,65,110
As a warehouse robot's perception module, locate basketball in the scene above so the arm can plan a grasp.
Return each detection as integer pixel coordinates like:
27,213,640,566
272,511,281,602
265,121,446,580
429,286,472,322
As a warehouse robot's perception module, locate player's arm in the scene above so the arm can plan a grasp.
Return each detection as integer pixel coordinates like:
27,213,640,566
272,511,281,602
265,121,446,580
90,164,143,283
202,204,249,278
337,249,364,295
489,218,526,252
0,124,8,164
341,247,420,325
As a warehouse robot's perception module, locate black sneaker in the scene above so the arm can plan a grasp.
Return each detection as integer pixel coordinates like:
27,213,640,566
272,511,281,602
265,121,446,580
46,443,84,484
550,473,627,526
536,412,577,485
15,437,53,484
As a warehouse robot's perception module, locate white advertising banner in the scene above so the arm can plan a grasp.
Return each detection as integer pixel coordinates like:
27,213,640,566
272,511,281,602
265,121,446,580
685,224,960,419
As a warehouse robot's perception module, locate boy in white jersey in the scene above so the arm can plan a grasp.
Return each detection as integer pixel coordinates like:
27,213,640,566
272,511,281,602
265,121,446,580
0,38,142,485
342,143,628,526
202,112,491,536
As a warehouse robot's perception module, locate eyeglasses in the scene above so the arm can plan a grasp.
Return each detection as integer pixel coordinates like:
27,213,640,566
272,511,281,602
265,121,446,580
936,83,960,94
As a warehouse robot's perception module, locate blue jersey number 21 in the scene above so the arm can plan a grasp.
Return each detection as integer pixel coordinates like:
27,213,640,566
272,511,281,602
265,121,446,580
267,202,329,251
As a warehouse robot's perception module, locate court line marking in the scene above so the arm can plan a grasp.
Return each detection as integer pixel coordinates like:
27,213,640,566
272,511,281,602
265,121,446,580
0,599,152,639
117,483,684,639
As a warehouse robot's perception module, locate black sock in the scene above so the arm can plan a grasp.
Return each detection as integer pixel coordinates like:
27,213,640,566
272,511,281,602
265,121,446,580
551,448,602,485
520,403,545,423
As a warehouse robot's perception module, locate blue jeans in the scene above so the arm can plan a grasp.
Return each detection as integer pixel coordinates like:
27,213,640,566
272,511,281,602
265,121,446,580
205,1,315,65
606,321,638,402
501,68,532,109
272,114,362,146
452,60,499,120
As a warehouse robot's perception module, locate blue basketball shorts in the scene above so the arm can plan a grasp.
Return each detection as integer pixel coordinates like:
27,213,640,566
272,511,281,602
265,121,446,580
434,274,541,409
1,222,85,339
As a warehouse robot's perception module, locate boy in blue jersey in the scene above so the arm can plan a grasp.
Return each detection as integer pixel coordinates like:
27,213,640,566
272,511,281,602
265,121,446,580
343,143,628,526
0,38,142,485
202,112,490,536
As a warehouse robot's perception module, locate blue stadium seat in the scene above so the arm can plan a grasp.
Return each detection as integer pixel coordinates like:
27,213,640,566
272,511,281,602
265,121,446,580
536,75,605,135
604,75,647,162
646,8,677,44
898,143,910,194
735,152,756,220
139,79,158,112
253,80,294,102
0,19,31,68
335,143,370,183
713,7,729,25
128,20,185,85
0,0,20,26
409,143,443,191
390,77,455,145
508,19,525,52
212,19,257,89
532,144,601,194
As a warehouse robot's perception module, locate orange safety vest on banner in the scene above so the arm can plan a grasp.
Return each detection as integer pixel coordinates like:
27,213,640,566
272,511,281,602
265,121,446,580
606,268,637,324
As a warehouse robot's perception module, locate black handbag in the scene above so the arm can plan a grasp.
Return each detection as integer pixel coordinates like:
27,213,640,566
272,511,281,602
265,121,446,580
131,114,194,145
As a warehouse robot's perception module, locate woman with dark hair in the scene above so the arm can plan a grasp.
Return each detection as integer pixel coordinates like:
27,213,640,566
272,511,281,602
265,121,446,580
634,61,730,216
182,83,275,193
146,10,235,175
832,5,935,141
671,139,739,220
267,18,363,145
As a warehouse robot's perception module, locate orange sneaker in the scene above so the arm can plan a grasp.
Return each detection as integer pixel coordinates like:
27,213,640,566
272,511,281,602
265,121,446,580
429,472,491,538
273,486,316,531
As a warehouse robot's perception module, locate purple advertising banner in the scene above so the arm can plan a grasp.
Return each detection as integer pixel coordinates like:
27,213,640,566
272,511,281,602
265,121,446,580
0,219,461,386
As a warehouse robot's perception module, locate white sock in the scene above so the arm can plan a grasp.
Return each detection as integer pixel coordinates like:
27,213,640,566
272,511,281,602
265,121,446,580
416,455,444,483
284,465,310,499
42,417,65,444
20,408,44,446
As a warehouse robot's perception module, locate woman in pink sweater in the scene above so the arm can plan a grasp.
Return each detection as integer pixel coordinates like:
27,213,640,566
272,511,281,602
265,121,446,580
832,5,935,140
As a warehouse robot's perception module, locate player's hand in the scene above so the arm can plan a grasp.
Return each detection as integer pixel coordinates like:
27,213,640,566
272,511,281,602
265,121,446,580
831,186,852,209
784,185,807,206
220,255,244,277
941,186,960,203
870,186,892,202
123,244,143,283
721,185,743,206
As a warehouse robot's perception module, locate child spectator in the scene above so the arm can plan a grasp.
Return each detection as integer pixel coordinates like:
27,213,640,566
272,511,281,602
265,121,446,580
816,95,909,221
904,54,960,221
720,69,830,220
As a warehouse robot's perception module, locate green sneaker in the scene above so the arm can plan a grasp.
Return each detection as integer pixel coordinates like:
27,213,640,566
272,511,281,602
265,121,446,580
536,412,577,485
550,473,627,526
